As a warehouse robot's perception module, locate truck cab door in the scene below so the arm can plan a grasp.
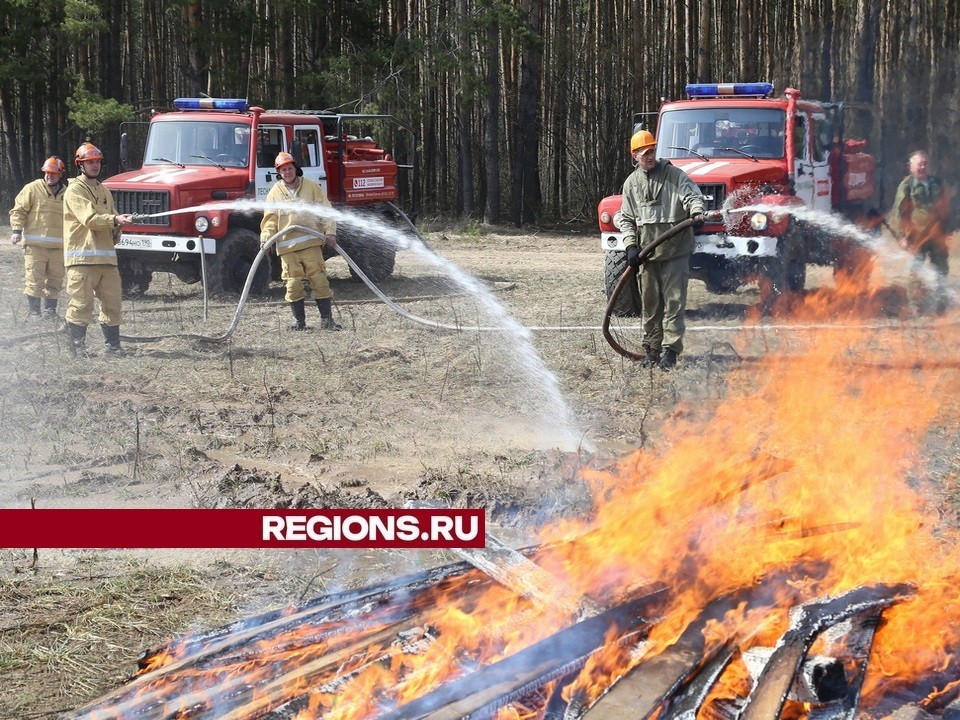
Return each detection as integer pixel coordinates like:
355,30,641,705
293,125,329,197
255,125,287,200
792,112,815,207
809,113,833,213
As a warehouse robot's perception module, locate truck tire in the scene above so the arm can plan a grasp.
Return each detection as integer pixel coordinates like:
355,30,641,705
207,228,271,295
704,258,740,294
604,251,641,317
119,260,153,298
349,243,397,284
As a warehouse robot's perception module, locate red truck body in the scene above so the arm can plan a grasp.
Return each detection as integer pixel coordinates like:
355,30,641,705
598,83,878,314
104,98,412,295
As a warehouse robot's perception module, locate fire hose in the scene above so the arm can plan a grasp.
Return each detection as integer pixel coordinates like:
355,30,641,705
602,216,705,361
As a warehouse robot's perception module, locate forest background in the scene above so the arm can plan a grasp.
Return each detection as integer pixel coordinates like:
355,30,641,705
1,0,958,226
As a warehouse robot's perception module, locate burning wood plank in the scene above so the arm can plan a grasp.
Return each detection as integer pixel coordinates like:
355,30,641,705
742,648,847,704
376,588,668,720
453,532,606,619
738,583,913,720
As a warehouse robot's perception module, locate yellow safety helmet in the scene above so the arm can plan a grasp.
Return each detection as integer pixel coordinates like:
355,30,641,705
41,156,66,174
75,142,104,166
630,130,656,154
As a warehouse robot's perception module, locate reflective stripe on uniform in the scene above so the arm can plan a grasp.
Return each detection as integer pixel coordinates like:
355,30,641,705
23,234,63,247
276,235,317,250
65,249,117,259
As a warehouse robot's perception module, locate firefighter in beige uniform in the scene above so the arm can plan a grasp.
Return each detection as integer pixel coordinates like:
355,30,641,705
62,143,133,356
9,156,68,318
260,152,341,331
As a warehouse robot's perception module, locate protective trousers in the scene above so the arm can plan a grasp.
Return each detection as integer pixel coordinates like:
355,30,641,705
641,253,690,354
908,241,950,314
24,245,64,300
65,265,123,327
280,245,333,303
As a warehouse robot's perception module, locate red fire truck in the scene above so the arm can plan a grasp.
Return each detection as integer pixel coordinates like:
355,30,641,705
104,98,415,295
597,83,879,315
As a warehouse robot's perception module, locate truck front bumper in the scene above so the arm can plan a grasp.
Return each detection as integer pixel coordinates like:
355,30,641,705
116,233,216,255
600,232,780,258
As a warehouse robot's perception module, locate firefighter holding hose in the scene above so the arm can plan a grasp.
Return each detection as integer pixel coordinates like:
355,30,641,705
260,151,342,331
892,150,954,315
618,130,705,371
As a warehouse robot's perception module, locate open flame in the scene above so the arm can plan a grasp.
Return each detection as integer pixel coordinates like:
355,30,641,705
67,268,960,720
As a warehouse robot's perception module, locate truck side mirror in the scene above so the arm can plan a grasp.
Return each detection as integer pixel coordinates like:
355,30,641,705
120,133,129,169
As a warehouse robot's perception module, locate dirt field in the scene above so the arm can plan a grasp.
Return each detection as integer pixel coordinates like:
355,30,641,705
0,220,958,717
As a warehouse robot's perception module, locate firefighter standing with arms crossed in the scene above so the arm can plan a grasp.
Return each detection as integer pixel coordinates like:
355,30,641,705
9,156,68,319
618,130,705,371
62,142,133,356
891,149,954,315
260,151,341,331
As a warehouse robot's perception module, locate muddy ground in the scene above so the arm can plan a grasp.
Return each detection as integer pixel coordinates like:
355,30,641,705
0,220,958,717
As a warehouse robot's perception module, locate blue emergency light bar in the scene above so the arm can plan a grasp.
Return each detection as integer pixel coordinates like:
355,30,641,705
173,98,249,112
685,83,775,98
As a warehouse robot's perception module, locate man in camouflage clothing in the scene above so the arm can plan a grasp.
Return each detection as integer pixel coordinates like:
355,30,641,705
892,150,954,315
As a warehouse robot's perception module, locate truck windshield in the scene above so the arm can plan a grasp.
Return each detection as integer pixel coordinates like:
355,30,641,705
144,121,251,168
657,108,786,160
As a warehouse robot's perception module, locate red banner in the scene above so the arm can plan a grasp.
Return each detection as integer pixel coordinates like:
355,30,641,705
0,508,486,549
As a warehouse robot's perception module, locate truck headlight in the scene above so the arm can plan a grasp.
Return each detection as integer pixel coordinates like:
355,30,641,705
750,212,768,231
194,216,210,233
600,211,611,224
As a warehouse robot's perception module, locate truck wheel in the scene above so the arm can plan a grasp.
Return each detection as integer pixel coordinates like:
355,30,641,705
704,259,740,294
207,228,271,295
783,222,807,293
349,243,397,284
119,262,153,298
604,251,641,317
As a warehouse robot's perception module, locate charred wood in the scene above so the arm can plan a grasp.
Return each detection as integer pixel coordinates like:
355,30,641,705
742,648,848,703
737,584,913,720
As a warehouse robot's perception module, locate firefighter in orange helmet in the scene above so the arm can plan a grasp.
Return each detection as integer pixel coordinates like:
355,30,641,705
8,156,68,319
62,142,134,356
260,151,341,330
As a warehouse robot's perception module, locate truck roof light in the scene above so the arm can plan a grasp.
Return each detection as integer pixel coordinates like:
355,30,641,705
173,98,249,112
685,83,775,98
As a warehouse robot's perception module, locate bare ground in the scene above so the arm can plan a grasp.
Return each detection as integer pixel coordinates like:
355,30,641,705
0,221,958,717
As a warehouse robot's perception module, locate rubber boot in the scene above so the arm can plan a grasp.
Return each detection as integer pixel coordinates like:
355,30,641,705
26,295,41,317
42,298,58,319
288,299,307,330
658,348,678,372
639,345,661,368
102,324,127,356
66,322,89,358
316,298,342,331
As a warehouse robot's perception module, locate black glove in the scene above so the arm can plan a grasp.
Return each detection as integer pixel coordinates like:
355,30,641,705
625,244,640,270
691,213,705,229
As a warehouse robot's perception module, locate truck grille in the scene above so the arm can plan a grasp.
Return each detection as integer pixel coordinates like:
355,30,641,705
113,190,170,227
697,183,726,211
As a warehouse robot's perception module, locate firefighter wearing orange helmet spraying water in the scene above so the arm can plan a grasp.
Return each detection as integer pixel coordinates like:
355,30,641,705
8,156,68,319
260,151,342,331
62,142,134,356
618,129,705,371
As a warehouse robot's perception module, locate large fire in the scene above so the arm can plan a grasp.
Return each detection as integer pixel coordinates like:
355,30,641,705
64,265,960,720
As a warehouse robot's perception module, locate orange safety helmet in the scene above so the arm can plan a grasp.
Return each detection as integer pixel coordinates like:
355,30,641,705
274,151,297,170
41,156,66,174
75,142,104,166
630,130,657,154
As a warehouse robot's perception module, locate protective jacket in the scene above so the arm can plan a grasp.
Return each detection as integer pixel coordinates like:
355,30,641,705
892,175,953,249
260,178,336,256
618,160,705,262
9,179,66,248
63,177,119,267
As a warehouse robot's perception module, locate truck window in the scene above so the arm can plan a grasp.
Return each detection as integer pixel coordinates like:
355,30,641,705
257,127,286,168
657,108,786,159
812,115,831,162
294,127,322,167
794,115,807,161
144,121,250,166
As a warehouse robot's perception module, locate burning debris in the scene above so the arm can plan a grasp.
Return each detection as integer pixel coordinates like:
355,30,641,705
60,315,960,720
